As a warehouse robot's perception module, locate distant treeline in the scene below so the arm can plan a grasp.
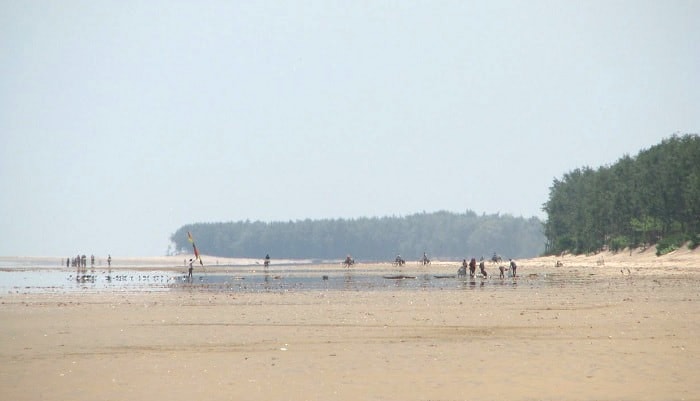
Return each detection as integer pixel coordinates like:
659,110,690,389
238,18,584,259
543,134,700,256
171,211,545,261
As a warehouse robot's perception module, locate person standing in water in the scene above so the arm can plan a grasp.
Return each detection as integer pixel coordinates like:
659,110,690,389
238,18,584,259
188,259,194,280
509,258,518,277
479,257,488,278
458,259,468,277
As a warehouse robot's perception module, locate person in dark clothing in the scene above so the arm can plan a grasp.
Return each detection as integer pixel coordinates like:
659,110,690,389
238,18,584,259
468,258,477,278
509,259,518,277
479,257,488,278
458,259,467,277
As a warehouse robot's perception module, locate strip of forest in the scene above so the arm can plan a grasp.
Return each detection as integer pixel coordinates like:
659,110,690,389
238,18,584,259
171,211,545,261
542,134,700,256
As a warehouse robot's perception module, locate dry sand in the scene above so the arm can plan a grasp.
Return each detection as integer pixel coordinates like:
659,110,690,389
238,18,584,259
1,247,698,401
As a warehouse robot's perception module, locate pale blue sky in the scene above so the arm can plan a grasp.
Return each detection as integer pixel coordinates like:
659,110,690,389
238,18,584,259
1,1,698,256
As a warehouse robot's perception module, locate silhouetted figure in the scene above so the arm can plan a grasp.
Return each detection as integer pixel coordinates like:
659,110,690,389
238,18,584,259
343,255,354,267
479,257,488,278
458,259,467,277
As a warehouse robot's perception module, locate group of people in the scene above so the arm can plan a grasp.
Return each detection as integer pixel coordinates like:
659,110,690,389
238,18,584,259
459,257,518,278
68,254,111,270
343,255,355,267
339,252,517,277
391,252,429,266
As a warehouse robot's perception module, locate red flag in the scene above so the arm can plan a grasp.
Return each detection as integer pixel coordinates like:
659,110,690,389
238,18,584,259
193,243,200,259
187,232,203,265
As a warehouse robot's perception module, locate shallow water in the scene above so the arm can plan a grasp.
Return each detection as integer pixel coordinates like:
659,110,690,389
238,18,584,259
0,269,177,293
0,266,545,294
3,262,687,294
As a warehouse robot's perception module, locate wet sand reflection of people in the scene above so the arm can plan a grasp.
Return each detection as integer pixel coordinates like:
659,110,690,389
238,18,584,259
106,260,112,282
263,269,271,291
343,271,355,291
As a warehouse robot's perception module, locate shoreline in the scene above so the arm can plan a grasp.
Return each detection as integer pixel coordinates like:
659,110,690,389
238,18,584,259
1,244,697,274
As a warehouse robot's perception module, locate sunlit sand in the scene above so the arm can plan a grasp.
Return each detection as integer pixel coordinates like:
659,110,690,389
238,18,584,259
1,247,698,401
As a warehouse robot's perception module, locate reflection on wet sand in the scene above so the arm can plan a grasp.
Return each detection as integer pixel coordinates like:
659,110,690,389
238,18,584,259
4,263,687,296
1,266,533,294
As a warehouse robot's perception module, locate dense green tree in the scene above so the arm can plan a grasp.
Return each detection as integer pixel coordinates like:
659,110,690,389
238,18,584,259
171,210,545,261
543,134,700,255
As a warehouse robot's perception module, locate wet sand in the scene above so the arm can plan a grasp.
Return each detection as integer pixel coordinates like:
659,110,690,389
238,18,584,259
1,247,698,401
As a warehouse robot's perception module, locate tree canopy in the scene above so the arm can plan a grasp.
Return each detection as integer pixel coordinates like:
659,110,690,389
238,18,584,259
171,210,545,261
542,134,700,255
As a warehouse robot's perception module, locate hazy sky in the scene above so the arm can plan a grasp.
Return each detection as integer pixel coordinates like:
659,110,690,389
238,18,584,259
1,1,698,257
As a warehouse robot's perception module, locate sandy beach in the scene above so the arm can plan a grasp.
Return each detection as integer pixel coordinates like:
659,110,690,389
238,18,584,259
1,247,698,401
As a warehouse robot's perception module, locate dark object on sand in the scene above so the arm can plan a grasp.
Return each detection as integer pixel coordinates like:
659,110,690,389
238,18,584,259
383,275,416,280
